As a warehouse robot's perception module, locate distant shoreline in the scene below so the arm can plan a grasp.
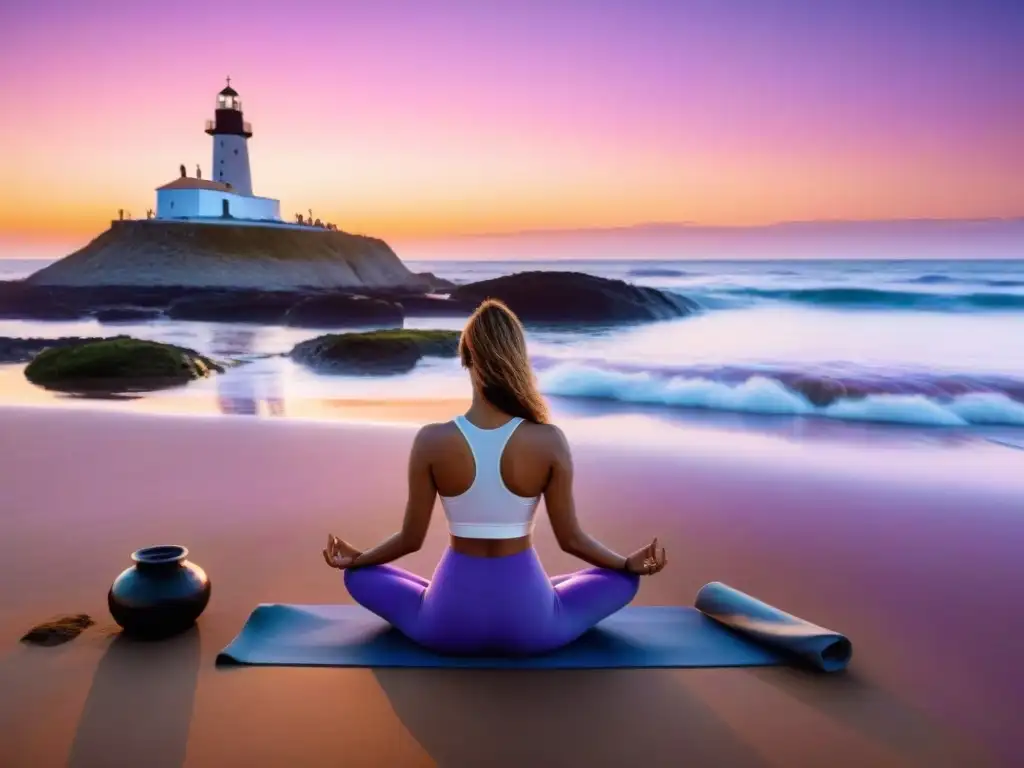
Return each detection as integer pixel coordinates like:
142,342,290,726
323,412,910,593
443,215,1024,240
5,216,1023,262
6,255,1024,270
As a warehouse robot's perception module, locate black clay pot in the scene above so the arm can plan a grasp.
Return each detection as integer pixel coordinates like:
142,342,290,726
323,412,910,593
107,545,211,639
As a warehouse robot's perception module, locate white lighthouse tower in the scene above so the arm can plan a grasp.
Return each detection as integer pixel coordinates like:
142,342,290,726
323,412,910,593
153,78,281,222
206,77,253,195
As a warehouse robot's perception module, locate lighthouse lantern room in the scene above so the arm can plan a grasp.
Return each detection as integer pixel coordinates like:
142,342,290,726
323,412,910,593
155,78,281,223
206,77,254,196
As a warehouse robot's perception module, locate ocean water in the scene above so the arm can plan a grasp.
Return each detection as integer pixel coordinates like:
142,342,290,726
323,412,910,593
2,257,1024,431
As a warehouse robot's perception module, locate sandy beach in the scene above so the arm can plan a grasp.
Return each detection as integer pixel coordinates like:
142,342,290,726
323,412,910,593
1,405,1023,767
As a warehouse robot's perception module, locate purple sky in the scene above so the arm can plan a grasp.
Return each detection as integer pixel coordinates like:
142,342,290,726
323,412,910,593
1,0,1022,249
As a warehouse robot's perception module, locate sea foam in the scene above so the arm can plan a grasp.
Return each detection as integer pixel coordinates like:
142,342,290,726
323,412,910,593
538,363,1024,427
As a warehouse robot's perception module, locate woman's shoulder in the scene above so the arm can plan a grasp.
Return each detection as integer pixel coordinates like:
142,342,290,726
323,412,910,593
517,418,562,435
513,420,569,453
415,420,460,446
414,418,566,455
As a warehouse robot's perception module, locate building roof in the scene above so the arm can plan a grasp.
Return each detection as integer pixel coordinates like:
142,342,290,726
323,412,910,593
219,85,239,97
157,177,233,192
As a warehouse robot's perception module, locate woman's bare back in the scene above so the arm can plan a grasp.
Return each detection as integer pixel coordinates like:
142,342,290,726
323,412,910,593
426,417,557,556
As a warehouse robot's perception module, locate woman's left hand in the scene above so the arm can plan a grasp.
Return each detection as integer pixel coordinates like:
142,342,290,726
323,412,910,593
625,538,667,576
322,534,361,569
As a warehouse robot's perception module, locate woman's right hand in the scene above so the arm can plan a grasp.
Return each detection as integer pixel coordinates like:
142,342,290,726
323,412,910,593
323,534,361,569
625,538,667,576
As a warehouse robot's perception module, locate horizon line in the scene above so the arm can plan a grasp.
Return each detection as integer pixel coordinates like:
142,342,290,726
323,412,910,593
401,215,1024,241
2,213,1023,254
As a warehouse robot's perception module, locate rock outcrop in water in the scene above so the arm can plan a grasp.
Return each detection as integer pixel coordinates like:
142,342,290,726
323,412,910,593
283,295,404,328
93,307,165,324
165,291,300,323
290,329,461,375
24,337,223,393
26,220,434,291
0,265,695,328
450,271,698,323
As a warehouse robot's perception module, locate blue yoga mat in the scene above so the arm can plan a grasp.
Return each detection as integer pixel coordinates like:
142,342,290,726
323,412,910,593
217,582,852,672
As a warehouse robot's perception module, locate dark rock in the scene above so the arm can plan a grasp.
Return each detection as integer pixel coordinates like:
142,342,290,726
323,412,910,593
788,376,849,407
24,337,224,393
167,291,300,324
0,335,113,364
0,282,206,321
284,294,404,328
96,286,192,308
413,272,458,291
449,271,699,323
21,614,95,646
397,295,478,317
0,281,89,320
0,281,455,327
291,329,460,375
94,307,165,324
1,281,390,327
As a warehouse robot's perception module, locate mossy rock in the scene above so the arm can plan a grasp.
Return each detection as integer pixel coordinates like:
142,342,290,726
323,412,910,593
290,329,460,375
24,337,224,393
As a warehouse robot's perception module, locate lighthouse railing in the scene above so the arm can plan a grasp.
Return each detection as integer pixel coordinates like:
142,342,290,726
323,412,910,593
204,119,253,135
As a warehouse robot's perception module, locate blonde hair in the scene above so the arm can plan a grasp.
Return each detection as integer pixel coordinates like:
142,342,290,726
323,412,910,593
459,299,549,424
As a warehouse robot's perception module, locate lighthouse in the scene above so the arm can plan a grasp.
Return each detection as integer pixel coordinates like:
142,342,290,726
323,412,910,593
154,78,280,222
206,77,253,195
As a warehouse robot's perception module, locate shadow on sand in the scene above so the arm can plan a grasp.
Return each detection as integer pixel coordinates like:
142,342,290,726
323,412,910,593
748,667,992,764
67,628,201,768
374,663,988,766
373,667,766,767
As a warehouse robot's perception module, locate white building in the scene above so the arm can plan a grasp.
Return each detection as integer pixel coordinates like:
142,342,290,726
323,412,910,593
156,177,281,221
156,79,282,222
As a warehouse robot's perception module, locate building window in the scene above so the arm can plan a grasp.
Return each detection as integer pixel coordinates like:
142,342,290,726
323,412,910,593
170,201,174,209
220,158,224,164
234,149,239,155
220,140,224,147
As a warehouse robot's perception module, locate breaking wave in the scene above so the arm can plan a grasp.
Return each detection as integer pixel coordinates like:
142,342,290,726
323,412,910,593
536,361,1024,427
903,274,1024,288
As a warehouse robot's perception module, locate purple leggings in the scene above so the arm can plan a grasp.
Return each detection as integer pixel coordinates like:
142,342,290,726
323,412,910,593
344,547,640,655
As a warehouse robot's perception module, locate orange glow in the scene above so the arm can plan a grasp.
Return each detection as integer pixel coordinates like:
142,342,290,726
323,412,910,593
2,3,1021,252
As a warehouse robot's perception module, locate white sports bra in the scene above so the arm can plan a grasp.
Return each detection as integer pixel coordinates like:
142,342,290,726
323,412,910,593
439,415,541,539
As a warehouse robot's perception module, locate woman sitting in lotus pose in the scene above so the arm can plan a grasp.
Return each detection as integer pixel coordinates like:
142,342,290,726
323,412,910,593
323,299,667,655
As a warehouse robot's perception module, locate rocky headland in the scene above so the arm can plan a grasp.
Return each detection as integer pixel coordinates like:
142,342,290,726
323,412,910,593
26,220,437,291
1,222,699,328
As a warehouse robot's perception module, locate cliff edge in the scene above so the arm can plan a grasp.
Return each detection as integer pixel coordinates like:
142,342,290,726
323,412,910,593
27,220,427,290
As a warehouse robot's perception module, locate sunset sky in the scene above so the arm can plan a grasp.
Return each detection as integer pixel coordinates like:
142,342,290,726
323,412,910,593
1,0,1022,256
